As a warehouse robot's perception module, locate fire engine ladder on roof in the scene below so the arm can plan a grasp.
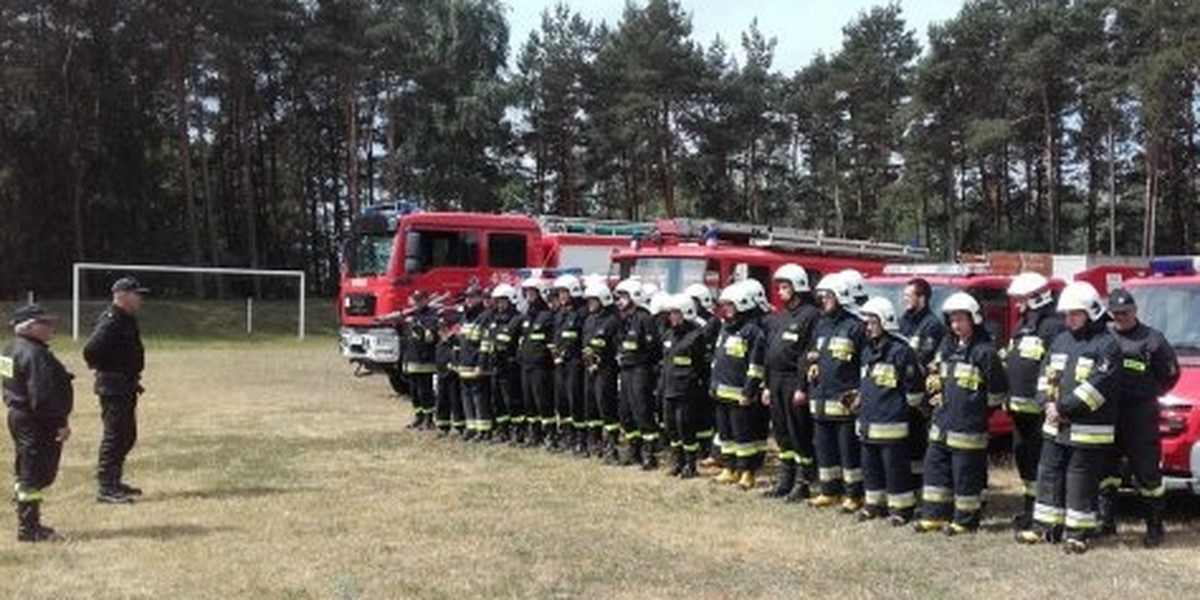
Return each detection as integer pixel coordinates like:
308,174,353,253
664,218,930,261
537,215,657,237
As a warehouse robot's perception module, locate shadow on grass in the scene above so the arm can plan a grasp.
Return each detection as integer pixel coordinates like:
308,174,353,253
151,485,320,502
69,523,233,543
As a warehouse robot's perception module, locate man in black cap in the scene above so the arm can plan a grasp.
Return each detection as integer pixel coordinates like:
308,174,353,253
2,305,73,541
84,276,149,503
1100,287,1179,547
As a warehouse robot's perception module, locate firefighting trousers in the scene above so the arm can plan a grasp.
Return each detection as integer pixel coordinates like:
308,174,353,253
521,365,554,430
559,361,589,432
908,409,929,481
1034,440,1107,537
492,369,521,427
408,373,435,418
694,392,716,449
920,441,986,528
461,378,493,432
714,400,735,466
1105,399,1163,497
8,409,63,497
861,441,915,514
619,366,659,443
731,402,770,472
97,394,138,487
814,418,862,498
767,373,814,470
1012,412,1044,500
663,396,699,452
588,367,619,438
434,373,463,431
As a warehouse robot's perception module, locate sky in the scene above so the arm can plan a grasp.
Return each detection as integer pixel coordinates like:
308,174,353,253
504,0,968,75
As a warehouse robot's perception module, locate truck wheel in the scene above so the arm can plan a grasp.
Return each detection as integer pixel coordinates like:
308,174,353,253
387,368,410,396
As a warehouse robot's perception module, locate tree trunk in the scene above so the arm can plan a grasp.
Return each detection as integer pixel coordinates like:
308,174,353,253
172,42,203,294
660,100,676,219
342,70,360,218
1108,122,1117,256
1042,86,1058,253
1142,138,1157,256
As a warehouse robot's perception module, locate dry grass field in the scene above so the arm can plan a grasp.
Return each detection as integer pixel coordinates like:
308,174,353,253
0,337,1197,599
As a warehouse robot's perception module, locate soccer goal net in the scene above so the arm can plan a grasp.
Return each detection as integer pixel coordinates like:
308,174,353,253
72,263,307,341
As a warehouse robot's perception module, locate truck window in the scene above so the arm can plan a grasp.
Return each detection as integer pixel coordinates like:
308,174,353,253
488,233,528,268
626,257,708,293
347,233,393,276
972,287,1010,343
404,229,479,274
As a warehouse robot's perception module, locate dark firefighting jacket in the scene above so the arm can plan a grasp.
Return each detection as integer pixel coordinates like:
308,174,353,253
583,307,620,372
763,299,820,378
899,305,946,368
710,314,766,403
517,300,555,368
2,336,74,425
402,306,439,374
1038,321,1123,447
485,307,520,372
929,330,1008,450
809,307,867,420
553,300,588,366
82,304,144,396
456,305,489,380
858,332,925,443
1111,321,1179,404
660,321,707,401
617,307,660,370
1005,306,1065,416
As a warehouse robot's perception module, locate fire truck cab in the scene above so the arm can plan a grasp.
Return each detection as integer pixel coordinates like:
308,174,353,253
1121,257,1200,494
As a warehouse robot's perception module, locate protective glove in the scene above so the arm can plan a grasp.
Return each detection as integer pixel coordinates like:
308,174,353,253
840,389,861,414
925,372,942,395
807,363,820,384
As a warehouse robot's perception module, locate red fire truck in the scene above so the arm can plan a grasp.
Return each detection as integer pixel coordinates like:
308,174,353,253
337,207,642,390
1121,257,1200,494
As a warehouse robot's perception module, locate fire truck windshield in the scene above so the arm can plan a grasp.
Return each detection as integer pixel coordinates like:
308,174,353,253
1128,286,1200,355
347,233,394,277
618,257,708,293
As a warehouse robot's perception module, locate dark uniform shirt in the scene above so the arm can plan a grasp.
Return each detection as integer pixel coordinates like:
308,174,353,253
929,330,1008,449
900,305,946,368
2,336,74,426
402,306,439,374
553,300,588,365
517,300,555,368
710,315,766,403
583,308,620,371
456,305,488,379
660,321,707,401
617,308,661,369
1005,306,1066,415
485,307,520,371
1111,321,1179,403
763,300,820,377
810,307,867,420
858,333,925,442
1039,322,1124,447
83,304,144,396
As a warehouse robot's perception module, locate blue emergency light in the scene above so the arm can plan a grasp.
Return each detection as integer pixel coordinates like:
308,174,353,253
1148,256,1200,276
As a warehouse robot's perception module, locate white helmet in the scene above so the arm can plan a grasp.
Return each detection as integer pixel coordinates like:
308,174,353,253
641,281,660,298
941,291,982,325
1007,272,1053,310
815,272,854,307
582,273,607,289
614,278,648,308
649,291,672,316
718,281,756,314
553,274,583,298
773,263,810,293
521,276,550,303
491,283,519,304
839,269,868,303
667,293,698,323
860,296,899,332
684,283,714,312
583,282,614,307
1057,281,1105,321
742,278,770,312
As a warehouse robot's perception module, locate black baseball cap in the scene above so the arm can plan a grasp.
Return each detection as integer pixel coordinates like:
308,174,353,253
1108,288,1136,312
112,277,150,294
9,304,56,326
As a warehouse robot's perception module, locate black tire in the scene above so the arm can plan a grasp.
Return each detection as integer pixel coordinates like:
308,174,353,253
386,366,410,396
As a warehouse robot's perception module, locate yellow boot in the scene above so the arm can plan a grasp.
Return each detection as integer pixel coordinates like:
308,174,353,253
913,518,949,533
715,468,739,485
840,496,864,514
808,494,842,508
738,470,757,491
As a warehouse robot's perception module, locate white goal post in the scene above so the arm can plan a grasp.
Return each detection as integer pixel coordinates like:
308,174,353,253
72,262,307,341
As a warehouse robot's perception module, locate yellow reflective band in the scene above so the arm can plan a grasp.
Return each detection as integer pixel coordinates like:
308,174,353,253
812,399,849,417
496,334,512,342
1042,420,1059,437
403,363,437,374
888,492,917,509
561,331,579,339
844,468,863,484
1073,382,1106,411
782,332,799,342
866,422,909,440
603,423,621,433
1034,503,1065,525
865,490,887,504
952,362,982,391
623,341,639,350
1123,358,1147,372
672,356,694,366
715,384,743,402
922,486,952,503
1023,480,1038,498
778,450,798,461
696,429,715,439
987,392,1006,408
1068,424,1114,445
1140,484,1166,498
735,441,769,458
1008,395,1040,414
14,488,43,503
0,356,13,379
529,333,547,341
747,364,765,379
724,337,747,358
589,339,607,348
818,467,843,482
871,363,898,388
954,495,982,511
1065,509,1097,530
945,431,988,450
1017,336,1046,361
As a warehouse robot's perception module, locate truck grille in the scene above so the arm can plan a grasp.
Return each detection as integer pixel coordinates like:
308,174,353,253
344,293,376,317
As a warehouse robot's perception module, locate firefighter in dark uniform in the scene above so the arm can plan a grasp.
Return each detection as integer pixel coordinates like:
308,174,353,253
614,278,662,469
685,283,720,464
553,275,590,456
457,286,491,441
856,297,925,525
761,264,820,502
433,308,464,437
517,277,555,448
401,291,439,430
1004,272,1065,529
710,280,769,490
83,276,149,504
583,282,621,463
1017,281,1123,554
659,294,709,478
486,284,522,444
2,305,73,541
806,273,868,512
1100,288,1179,547
915,292,1008,535
898,277,945,486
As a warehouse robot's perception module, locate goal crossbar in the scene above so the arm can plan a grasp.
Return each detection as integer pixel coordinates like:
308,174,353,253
72,262,307,341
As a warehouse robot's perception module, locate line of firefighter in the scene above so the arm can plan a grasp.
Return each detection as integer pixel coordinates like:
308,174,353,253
391,267,1178,554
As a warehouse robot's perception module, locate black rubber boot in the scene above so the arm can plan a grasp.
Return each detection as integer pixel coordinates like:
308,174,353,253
764,462,797,499
1096,487,1117,538
641,439,659,471
620,438,643,467
1144,496,1166,548
1012,495,1035,531
602,432,620,465
679,451,698,479
667,448,685,476
17,502,57,542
